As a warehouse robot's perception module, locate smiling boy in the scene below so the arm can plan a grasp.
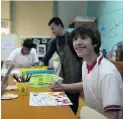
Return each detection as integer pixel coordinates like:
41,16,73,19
50,24,123,119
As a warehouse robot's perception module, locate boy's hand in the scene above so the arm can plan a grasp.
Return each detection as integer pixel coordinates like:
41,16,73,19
49,82,64,91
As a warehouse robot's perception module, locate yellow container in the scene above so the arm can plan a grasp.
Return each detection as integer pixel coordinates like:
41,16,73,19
17,82,29,96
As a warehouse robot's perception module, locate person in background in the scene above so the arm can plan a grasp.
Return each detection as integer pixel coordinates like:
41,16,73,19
40,17,82,114
6,39,39,68
50,24,123,119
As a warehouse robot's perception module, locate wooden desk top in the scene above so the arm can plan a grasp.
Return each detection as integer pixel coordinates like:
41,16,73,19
1,80,77,119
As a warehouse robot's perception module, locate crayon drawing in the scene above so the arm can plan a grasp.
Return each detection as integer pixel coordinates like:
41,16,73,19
29,92,72,106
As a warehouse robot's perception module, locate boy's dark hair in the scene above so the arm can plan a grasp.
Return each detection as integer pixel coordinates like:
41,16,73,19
71,24,101,54
48,17,64,28
23,39,34,49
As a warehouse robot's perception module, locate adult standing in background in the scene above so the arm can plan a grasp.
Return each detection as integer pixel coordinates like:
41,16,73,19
40,17,82,114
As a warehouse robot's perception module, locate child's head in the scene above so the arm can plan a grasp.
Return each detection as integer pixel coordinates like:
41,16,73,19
22,39,34,55
71,24,101,58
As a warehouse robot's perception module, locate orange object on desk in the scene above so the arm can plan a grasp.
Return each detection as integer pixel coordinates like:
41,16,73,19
1,78,77,119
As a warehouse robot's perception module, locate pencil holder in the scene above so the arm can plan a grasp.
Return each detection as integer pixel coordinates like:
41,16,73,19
17,82,29,96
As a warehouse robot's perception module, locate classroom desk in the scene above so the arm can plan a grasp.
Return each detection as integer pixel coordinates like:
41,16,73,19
1,79,77,119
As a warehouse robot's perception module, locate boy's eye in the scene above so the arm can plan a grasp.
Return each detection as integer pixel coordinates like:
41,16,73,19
73,37,78,41
81,36,87,39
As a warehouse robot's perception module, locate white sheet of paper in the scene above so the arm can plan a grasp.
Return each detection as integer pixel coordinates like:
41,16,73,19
1,93,18,100
6,85,17,90
29,92,72,106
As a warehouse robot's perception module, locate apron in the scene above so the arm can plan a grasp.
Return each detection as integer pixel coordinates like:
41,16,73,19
56,32,82,92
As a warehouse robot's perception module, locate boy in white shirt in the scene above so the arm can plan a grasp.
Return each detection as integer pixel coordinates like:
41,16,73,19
6,39,39,68
50,24,123,119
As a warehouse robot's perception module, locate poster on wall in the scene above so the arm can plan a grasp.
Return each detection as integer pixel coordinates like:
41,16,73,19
37,44,46,57
33,38,40,45
42,38,47,43
1,20,10,35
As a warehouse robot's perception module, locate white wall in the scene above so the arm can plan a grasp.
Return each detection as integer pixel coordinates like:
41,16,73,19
1,1,10,19
11,1,54,36
56,1,87,28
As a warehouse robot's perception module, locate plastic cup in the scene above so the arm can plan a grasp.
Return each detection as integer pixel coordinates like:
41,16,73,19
16,82,29,96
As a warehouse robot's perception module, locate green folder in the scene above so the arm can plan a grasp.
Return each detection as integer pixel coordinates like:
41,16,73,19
29,74,56,88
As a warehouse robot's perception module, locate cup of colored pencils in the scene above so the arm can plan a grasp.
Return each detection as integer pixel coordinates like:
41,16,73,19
12,73,32,96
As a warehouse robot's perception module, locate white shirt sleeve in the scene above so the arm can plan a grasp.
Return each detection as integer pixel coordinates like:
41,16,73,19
31,48,39,63
6,49,17,61
101,73,122,112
